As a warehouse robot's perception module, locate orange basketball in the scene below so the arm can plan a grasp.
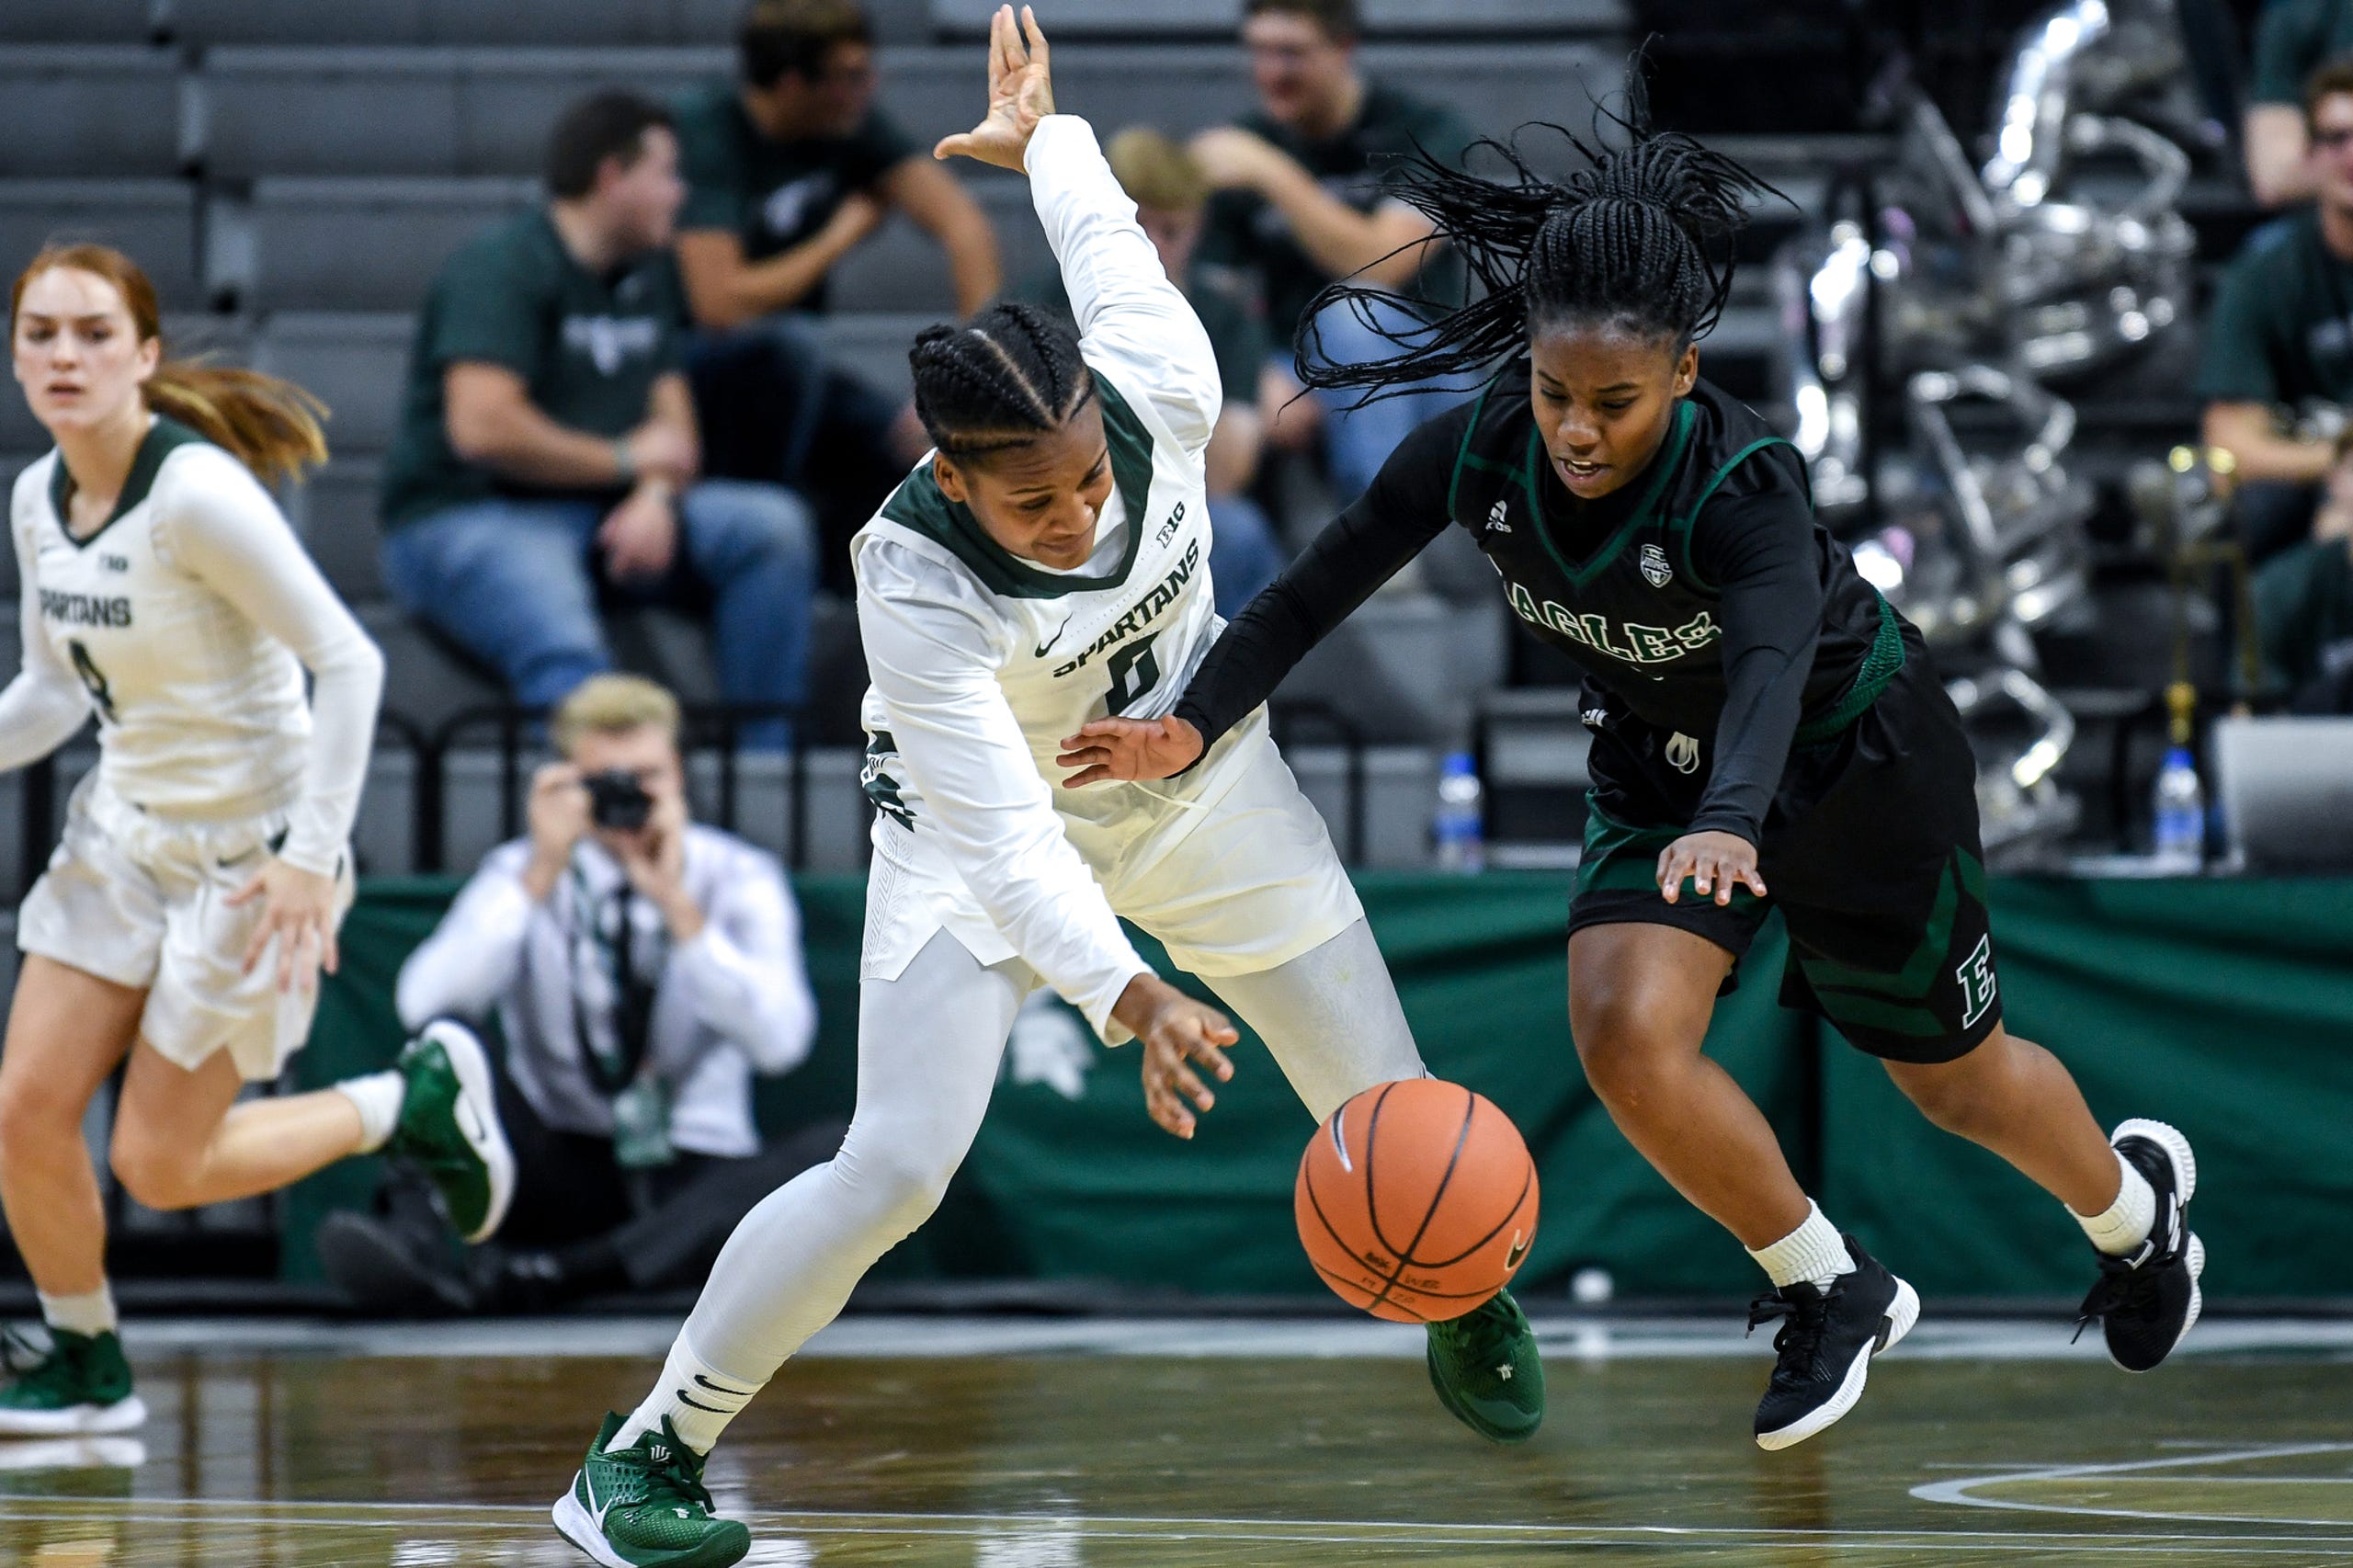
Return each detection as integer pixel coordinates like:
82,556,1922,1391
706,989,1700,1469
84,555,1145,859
1294,1078,1540,1323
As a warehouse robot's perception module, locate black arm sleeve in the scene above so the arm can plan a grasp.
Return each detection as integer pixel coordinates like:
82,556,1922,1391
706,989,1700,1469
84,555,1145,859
1686,487,1827,844
1173,405,1467,746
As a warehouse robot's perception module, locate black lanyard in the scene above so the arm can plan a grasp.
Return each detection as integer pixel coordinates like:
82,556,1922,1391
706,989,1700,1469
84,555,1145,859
567,874,658,1096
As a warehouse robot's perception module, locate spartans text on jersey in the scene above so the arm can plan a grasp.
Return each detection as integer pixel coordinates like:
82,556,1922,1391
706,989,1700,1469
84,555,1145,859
1051,536,1200,678
39,588,133,628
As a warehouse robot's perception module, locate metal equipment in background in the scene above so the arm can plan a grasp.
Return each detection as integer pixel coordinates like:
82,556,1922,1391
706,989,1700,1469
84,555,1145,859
1772,0,2203,863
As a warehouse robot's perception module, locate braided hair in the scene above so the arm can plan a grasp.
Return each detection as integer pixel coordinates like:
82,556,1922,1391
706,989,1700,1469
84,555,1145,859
1298,74,1779,401
908,301,1097,459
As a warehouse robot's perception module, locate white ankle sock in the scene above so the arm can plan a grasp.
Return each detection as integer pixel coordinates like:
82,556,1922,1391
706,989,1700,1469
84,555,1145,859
1747,1200,1857,1290
2074,1150,2156,1256
612,1332,766,1457
40,1286,118,1338
335,1070,406,1153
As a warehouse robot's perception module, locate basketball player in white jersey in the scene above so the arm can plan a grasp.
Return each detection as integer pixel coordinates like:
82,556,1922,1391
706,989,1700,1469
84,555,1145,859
0,244,513,1435
551,14,1541,1565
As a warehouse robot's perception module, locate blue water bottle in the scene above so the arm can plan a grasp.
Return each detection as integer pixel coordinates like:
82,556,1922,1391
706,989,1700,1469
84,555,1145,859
1433,750,1485,873
2150,745,2203,872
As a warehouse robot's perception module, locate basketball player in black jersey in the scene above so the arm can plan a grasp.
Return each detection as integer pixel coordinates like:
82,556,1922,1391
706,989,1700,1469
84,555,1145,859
1060,96,2208,1449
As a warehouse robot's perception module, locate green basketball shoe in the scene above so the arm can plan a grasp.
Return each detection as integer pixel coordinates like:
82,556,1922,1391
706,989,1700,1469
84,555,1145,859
1426,1289,1545,1443
386,1021,515,1244
0,1327,146,1437
552,1413,751,1568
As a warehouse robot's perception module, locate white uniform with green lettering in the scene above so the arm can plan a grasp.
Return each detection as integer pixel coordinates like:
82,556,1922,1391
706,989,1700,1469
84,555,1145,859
1,421,381,1078
853,113,1360,1041
601,122,1426,1445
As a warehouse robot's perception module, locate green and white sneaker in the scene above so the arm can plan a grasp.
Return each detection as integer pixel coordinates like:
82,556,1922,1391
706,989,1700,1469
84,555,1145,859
387,1020,515,1244
1426,1289,1545,1444
552,1413,750,1568
0,1328,147,1437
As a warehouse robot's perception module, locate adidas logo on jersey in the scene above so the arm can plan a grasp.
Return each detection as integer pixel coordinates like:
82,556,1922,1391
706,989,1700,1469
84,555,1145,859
1641,543,1674,588
1486,498,1512,533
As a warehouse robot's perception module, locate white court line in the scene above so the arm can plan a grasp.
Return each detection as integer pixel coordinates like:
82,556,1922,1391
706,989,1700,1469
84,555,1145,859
5,1495,2353,1553
93,1314,2353,1362
1914,1440,2353,1529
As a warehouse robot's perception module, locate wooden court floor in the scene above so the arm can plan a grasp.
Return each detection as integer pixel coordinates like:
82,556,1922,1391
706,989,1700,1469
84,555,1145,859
2,1316,2351,1565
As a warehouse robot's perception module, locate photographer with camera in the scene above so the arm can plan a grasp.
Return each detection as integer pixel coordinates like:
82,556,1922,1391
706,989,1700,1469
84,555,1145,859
315,676,832,1314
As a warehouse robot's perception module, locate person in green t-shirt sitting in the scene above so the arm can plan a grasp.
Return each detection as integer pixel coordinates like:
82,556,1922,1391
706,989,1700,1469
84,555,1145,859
377,91,817,744
673,0,1002,581
1017,128,1288,618
1190,0,1480,506
2246,0,2353,205
2200,59,2353,702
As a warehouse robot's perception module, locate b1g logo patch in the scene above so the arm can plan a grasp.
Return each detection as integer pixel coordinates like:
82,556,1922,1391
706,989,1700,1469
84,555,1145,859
1665,732,1700,774
1956,933,1998,1030
1641,542,1674,588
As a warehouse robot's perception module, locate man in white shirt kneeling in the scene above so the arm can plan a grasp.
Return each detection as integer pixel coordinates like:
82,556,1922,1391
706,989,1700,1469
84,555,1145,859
317,675,835,1313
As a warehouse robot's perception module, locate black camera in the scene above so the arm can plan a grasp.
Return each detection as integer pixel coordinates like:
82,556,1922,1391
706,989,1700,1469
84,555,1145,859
582,769,654,831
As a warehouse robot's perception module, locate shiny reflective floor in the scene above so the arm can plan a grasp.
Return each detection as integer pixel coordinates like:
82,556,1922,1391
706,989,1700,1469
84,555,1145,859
3,1315,2351,1565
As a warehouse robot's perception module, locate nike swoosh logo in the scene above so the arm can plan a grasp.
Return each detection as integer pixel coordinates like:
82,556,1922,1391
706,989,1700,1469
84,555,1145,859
1506,1234,1529,1268
1033,616,1072,659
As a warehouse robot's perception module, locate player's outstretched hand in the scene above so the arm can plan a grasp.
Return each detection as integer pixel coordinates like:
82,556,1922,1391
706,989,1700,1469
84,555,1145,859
228,858,342,994
1111,973,1238,1140
1058,714,1204,786
1656,829,1767,907
934,4,1055,172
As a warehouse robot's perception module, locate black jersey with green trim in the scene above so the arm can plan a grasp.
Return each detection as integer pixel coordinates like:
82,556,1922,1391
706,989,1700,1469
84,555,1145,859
1442,375,1885,742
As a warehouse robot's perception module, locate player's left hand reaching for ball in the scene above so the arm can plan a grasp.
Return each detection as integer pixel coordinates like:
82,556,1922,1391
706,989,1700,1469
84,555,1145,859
1656,830,1767,907
934,5,1055,172
1112,973,1238,1140
229,858,341,994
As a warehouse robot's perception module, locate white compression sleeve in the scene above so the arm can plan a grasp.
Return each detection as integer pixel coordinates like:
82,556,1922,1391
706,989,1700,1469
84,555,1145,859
615,931,1035,1453
162,452,384,874
1203,918,1429,1124
0,506,95,772
1026,114,1223,457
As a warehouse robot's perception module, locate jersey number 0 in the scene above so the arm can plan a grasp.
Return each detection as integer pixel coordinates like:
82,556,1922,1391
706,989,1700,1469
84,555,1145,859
1104,632,1163,716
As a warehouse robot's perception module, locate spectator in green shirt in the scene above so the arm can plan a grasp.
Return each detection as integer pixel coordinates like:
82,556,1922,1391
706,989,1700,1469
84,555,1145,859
1191,0,1479,505
674,0,1001,583
2245,0,2353,204
2200,60,2353,562
1018,128,1287,618
379,91,817,743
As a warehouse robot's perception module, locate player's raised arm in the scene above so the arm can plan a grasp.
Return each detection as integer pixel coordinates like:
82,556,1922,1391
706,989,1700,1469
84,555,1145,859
938,6,1221,451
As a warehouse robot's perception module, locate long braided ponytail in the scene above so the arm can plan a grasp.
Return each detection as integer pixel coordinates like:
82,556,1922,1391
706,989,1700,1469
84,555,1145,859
908,301,1097,459
1298,72,1779,401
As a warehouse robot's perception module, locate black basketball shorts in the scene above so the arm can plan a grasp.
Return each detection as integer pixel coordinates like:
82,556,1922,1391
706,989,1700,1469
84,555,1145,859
1565,651,2002,1064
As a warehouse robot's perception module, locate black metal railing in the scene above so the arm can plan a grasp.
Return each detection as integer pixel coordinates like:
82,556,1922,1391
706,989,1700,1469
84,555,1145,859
13,699,1383,903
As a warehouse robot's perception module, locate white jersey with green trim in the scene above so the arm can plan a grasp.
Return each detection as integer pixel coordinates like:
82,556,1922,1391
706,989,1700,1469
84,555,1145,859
852,114,1279,1038
0,419,383,875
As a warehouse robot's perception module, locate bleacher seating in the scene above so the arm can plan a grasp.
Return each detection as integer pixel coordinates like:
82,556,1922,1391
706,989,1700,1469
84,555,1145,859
0,0,159,44
0,49,184,179
197,48,728,181
285,458,388,602
194,43,1617,180
0,182,203,310
925,0,1624,37
255,312,415,454
175,0,739,48
230,177,538,311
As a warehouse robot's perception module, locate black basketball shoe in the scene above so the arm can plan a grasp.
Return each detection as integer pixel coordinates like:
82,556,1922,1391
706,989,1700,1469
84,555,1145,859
2075,1119,2203,1373
1748,1236,1919,1451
